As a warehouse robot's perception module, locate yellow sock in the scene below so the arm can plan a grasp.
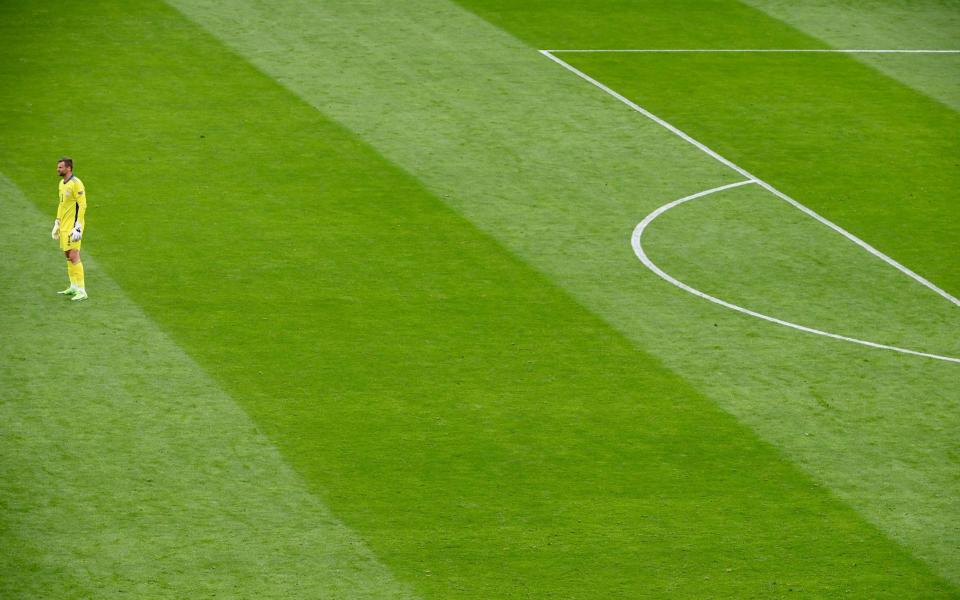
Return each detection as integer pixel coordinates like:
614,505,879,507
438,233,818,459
67,261,77,287
74,261,85,290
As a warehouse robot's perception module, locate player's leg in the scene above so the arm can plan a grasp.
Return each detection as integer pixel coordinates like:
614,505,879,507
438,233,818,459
58,249,77,295
67,248,87,301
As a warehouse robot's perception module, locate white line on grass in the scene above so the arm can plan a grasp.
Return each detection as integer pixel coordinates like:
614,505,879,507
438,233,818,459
546,49,960,53
539,49,960,308
632,182,960,364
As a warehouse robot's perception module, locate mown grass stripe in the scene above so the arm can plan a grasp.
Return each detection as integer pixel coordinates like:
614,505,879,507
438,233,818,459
0,173,416,599
743,0,960,111
169,0,960,588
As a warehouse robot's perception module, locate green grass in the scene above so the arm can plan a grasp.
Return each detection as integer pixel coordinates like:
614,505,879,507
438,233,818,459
641,182,958,356
742,0,960,111
1,0,958,597
561,49,960,297
0,177,416,599
176,0,959,584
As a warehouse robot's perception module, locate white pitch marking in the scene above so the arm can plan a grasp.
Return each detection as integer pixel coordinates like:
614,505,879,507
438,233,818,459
539,49,960,307
632,182,960,364
546,49,960,54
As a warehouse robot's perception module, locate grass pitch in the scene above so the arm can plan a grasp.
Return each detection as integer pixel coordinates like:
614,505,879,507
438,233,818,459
1,0,957,598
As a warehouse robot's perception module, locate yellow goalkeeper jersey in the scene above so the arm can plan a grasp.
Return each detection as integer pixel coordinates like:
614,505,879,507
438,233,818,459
57,175,86,233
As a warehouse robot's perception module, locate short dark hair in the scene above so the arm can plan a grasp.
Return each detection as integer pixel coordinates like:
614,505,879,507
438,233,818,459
58,156,73,169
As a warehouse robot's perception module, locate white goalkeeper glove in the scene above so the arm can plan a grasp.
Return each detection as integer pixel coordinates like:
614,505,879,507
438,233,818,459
70,222,83,242
51,219,60,239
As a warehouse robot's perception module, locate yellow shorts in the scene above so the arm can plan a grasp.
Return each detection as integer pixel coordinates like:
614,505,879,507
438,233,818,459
59,232,81,252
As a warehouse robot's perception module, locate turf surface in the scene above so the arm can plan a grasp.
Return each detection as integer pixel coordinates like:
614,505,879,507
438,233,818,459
1,0,957,597
174,0,960,585
559,49,960,298
0,177,415,599
744,0,960,110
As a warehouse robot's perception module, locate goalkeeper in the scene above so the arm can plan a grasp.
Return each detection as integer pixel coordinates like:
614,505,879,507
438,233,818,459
51,157,88,301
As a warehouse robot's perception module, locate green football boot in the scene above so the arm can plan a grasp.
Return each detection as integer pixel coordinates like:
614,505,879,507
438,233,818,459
70,289,88,302
58,286,77,296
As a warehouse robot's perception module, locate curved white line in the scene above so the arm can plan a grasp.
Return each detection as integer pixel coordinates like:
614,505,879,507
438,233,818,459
632,181,960,364
541,50,960,307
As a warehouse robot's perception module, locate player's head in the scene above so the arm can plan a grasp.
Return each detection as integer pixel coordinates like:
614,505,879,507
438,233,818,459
57,156,73,177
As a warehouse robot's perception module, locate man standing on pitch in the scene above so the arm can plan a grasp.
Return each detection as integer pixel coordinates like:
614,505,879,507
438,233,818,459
52,157,88,301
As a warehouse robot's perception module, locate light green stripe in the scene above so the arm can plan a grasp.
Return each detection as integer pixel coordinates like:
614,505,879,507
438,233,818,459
0,174,416,598
743,0,960,111
167,0,959,584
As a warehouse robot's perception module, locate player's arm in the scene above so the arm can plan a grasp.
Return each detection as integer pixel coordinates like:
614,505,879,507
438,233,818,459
51,217,60,239
69,188,87,241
